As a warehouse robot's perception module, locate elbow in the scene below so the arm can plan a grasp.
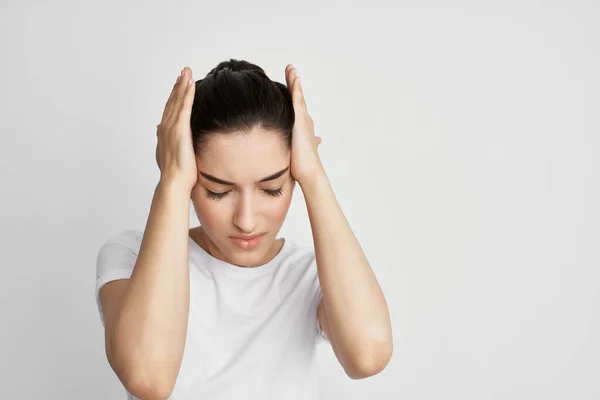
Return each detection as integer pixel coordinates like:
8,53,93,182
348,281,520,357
347,354,392,380
346,340,393,380
125,373,175,400
107,340,176,399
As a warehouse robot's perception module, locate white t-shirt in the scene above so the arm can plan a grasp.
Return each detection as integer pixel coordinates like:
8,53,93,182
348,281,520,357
95,229,330,400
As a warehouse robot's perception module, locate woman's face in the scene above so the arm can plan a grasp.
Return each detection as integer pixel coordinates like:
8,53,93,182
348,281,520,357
190,129,295,268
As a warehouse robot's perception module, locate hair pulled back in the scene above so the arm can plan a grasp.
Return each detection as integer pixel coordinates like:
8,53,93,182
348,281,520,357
190,59,295,154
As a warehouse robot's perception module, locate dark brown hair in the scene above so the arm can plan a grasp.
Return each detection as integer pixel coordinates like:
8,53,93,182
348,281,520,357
190,59,295,155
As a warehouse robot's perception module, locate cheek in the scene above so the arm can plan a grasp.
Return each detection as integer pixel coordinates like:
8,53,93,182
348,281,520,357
263,191,293,223
191,191,226,231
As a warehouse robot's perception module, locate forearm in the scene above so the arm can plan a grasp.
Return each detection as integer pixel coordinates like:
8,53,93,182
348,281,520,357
301,171,392,369
112,178,191,391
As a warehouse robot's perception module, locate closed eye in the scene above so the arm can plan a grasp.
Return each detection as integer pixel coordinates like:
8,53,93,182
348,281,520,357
204,187,284,200
204,190,228,200
263,188,283,197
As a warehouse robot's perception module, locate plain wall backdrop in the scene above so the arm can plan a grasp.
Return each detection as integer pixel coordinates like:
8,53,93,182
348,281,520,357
1,0,598,398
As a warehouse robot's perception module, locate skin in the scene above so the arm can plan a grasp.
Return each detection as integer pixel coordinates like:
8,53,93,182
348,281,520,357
188,129,296,268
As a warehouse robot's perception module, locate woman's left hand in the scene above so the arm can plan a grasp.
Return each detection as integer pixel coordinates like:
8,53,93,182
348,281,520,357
285,64,324,186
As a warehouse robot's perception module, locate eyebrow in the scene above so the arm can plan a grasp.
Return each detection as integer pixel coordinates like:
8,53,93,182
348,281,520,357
199,167,290,186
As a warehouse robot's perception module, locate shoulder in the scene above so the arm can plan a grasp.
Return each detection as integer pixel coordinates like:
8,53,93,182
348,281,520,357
96,230,144,271
277,238,318,281
100,229,143,253
282,238,315,265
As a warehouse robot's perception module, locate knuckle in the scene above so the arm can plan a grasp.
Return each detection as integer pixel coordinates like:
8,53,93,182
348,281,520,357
157,122,170,136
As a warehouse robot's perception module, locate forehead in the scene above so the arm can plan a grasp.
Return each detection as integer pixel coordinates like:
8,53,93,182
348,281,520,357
197,129,289,183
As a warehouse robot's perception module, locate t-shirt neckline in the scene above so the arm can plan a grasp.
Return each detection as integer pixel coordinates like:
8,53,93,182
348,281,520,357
188,234,290,277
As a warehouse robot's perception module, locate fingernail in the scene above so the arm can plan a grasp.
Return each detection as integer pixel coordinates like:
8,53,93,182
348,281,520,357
181,68,185,77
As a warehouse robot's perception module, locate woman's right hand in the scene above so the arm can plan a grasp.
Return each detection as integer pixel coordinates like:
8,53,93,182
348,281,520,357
155,67,197,192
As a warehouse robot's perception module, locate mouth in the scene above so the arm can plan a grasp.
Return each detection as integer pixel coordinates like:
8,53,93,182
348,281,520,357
229,233,266,250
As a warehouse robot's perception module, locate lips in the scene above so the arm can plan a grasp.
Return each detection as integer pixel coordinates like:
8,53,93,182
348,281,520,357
229,233,265,250
229,233,265,240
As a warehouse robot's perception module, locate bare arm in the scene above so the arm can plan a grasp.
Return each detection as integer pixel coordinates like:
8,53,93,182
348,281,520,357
99,67,197,399
106,178,191,398
304,172,393,379
281,63,392,380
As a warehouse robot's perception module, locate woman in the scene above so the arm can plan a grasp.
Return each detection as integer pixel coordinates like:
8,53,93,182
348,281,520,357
95,59,393,399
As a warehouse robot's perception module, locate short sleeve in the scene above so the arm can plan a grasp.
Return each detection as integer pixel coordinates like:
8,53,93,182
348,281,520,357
95,230,143,327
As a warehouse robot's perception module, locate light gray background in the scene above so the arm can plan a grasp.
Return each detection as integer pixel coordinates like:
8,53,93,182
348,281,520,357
1,1,598,399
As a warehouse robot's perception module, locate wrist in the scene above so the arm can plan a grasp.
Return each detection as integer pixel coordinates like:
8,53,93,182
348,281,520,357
298,168,329,193
158,175,193,195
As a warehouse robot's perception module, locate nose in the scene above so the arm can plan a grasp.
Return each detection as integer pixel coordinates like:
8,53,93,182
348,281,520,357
232,191,258,234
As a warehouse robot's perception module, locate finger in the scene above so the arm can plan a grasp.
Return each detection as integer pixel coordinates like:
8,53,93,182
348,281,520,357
168,67,192,124
285,64,294,90
293,76,307,110
161,74,183,122
177,70,196,125
315,136,322,144
286,64,298,96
